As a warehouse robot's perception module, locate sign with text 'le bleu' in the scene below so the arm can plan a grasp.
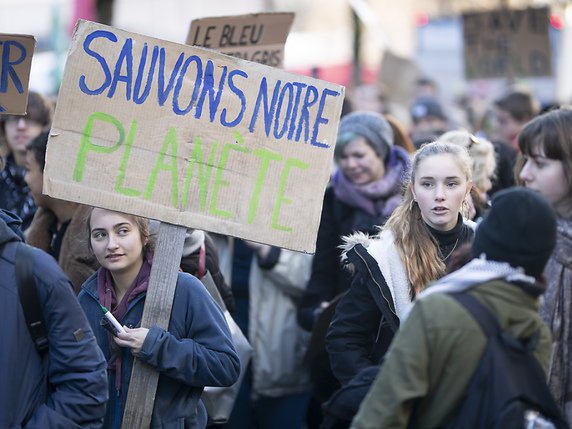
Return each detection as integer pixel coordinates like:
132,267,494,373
44,20,345,253
0,34,35,114
186,12,295,68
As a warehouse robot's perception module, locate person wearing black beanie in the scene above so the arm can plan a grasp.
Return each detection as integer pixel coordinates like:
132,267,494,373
471,187,557,278
350,186,563,429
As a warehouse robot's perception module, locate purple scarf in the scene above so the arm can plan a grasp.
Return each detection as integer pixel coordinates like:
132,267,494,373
97,255,152,391
333,146,410,223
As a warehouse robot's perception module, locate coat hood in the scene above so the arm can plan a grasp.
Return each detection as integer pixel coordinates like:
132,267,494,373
0,209,24,245
339,231,373,269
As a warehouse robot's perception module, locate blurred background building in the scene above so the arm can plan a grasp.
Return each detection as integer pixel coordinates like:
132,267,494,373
1,0,571,126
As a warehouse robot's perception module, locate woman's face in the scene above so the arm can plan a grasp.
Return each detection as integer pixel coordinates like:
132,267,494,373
519,148,569,212
412,153,472,231
339,136,386,185
3,116,43,159
90,208,145,277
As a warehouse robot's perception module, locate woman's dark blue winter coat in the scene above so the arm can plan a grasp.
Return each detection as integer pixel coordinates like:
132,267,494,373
79,271,240,429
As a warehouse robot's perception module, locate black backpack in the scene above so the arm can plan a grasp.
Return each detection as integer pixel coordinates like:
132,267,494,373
441,292,568,429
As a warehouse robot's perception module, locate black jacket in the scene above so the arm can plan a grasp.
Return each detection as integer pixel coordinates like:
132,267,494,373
297,187,380,331
327,218,475,385
326,242,399,385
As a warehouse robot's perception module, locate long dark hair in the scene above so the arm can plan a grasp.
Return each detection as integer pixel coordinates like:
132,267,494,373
516,106,572,217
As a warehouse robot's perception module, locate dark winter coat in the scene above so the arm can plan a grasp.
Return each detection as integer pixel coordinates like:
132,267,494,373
327,218,475,385
351,260,552,429
0,210,108,428
79,270,240,429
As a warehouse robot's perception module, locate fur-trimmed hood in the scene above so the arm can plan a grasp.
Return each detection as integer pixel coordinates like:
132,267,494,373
339,230,375,273
339,228,412,320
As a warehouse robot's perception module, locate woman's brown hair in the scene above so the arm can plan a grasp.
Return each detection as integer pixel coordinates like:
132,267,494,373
85,207,155,255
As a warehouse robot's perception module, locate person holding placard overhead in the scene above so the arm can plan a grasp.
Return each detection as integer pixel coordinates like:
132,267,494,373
78,207,240,429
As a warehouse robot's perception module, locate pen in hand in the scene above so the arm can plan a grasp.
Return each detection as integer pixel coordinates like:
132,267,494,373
99,304,126,335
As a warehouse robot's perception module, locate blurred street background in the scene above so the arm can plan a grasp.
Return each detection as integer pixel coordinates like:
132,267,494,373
1,0,571,130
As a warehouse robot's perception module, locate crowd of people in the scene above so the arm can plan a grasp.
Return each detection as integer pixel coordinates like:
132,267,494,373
1,74,572,429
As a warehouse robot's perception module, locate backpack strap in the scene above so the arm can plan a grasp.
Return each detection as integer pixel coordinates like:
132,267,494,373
16,243,49,355
449,292,500,339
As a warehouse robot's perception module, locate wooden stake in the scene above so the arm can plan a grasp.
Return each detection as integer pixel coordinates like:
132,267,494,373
121,222,186,429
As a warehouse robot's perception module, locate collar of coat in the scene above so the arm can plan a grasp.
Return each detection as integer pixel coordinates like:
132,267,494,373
340,229,411,320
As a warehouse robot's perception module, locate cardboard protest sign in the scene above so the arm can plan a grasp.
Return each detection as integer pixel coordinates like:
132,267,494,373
378,50,419,105
186,12,294,68
463,6,552,80
0,34,35,114
45,20,344,253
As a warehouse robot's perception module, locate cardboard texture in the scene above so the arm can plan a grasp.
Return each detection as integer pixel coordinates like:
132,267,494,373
378,50,419,105
44,20,344,253
463,6,552,80
0,34,35,114
186,12,295,68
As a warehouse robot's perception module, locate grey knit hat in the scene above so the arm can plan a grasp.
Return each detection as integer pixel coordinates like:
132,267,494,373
335,111,394,161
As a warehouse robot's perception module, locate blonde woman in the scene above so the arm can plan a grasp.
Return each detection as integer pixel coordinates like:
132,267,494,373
440,130,496,221
326,141,476,389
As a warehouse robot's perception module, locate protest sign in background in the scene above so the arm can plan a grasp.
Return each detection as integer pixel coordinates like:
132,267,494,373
378,50,419,106
186,12,294,68
463,6,552,80
0,34,35,114
44,20,344,253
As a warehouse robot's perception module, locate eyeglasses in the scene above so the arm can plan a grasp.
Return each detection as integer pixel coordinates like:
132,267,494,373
2,115,42,127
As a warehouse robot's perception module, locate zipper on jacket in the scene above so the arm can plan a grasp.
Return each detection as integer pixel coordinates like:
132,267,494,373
353,248,398,344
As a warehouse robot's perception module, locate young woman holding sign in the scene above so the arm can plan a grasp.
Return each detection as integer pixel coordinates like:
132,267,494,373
78,207,240,429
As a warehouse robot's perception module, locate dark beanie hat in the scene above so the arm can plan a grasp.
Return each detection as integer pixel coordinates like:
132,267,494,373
472,187,556,277
410,96,447,123
336,111,394,161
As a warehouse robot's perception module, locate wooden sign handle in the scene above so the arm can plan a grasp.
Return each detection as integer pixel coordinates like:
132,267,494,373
121,222,186,429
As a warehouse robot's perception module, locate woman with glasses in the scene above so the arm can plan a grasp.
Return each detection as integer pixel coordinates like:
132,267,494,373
0,91,52,229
